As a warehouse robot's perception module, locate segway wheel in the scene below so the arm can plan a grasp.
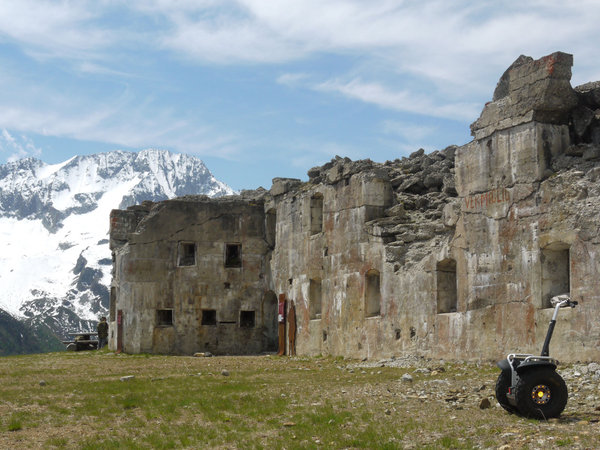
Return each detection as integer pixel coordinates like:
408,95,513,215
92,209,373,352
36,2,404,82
514,367,568,419
495,369,517,413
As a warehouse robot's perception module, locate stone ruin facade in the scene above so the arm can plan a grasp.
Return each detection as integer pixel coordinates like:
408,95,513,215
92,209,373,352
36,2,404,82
109,52,600,362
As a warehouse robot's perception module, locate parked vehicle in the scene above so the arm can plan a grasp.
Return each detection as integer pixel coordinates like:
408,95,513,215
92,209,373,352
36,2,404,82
63,332,98,351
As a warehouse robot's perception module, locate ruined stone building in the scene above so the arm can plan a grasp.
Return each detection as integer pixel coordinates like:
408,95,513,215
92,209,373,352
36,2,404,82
109,52,600,362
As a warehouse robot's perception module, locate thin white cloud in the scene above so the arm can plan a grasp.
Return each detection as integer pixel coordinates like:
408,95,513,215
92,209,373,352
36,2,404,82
315,78,479,121
1,2,599,75
0,129,42,161
76,62,137,78
0,94,244,162
276,73,310,87
0,0,115,60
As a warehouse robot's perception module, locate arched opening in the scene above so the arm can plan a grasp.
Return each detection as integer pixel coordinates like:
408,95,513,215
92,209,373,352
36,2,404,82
437,258,457,313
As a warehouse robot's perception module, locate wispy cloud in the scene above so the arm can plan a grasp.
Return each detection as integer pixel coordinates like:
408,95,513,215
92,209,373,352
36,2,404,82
315,78,479,121
0,0,115,60
0,90,244,161
0,129,42,161
0,0,599,170
276,73,310,88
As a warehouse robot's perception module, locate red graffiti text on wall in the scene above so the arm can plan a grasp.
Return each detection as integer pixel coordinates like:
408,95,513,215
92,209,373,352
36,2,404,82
464,187,510,210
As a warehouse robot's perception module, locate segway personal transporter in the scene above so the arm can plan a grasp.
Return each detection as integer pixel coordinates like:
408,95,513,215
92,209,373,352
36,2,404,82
495,294,577,419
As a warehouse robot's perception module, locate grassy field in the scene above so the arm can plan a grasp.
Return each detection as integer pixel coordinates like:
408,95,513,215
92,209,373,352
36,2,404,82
0,351,598,449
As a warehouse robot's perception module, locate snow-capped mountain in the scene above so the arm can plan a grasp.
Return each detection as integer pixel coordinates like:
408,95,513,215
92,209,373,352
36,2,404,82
0,149,235,342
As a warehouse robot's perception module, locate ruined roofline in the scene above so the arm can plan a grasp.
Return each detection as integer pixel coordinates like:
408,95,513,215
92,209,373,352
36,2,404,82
269,146,458,197
114,51,599,212
470,51,578,141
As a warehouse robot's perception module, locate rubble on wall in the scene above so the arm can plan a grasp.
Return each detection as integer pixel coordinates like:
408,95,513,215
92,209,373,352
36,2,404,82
291,146,459,269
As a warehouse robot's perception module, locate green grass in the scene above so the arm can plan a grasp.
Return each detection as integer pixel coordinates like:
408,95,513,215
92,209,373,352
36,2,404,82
7,415,23,432
0,352,597,449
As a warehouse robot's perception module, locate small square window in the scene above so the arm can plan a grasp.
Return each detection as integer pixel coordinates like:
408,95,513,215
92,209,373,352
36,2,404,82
201,309,216,326
225,243,242,268
240,310,255,328
157,309,173,326
178,242,196,266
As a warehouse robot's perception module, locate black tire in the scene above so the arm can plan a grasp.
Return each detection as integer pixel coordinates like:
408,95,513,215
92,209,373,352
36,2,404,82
514,368,568,419
495,369,517,414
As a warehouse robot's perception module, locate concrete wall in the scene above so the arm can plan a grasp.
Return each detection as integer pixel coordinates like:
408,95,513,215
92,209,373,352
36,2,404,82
268,171,392,358
109,197,277,355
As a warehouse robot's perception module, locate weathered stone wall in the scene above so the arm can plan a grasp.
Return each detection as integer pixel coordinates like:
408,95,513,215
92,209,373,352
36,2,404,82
109,51,600,362
267,166,393,357
267,51,600,362
109,197,277,355
434,52,600,362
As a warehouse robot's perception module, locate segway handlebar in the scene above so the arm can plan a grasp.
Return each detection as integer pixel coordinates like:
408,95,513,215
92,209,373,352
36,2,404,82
541,295,577,357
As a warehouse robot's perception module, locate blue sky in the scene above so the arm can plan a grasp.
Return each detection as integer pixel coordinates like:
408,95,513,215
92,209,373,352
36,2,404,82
0,1,600,191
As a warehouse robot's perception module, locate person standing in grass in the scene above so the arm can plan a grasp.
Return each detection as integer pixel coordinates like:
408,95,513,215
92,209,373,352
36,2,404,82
97,316,108,350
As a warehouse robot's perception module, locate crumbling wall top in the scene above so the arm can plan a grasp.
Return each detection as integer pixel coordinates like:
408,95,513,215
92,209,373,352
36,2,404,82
471,51,578,140
270,177,302,197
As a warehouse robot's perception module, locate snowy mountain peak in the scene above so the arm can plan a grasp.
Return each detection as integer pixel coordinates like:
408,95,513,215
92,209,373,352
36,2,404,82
0,150,235,338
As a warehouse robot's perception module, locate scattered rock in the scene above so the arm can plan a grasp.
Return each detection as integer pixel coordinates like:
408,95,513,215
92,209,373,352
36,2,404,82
221,369,230,377
120,375,135,382
39,380,47,386
572,105,596,138
588,362,600,373
401,374,413,383
479,398,491,409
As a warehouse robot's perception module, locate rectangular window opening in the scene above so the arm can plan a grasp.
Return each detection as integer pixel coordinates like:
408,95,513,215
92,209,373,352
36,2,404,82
309,278,322,320
436,259,458,313
365,269,381,317
240,310,255,328
201,309,217,326
541,246,570,308
310,194,323,235
157,309,173,327
225,243,242,268
266,209,277,247
178,242,196,266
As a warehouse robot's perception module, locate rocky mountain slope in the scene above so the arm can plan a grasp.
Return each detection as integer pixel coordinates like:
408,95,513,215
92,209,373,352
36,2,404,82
0,149,234,352
0,309,64,355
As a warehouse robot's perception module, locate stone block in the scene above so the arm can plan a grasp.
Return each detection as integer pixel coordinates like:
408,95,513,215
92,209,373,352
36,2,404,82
471,52,577,140
270,178,301,196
